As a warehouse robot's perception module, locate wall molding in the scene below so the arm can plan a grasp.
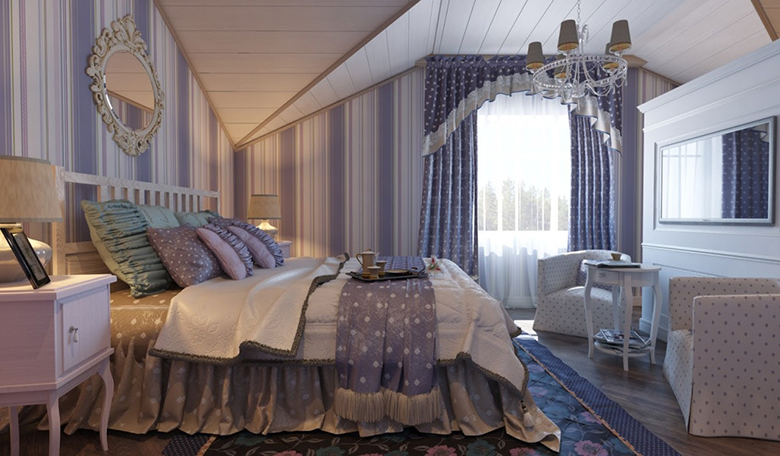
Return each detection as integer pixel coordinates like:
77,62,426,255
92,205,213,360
639,40,780,114
641,75,780,134
642,242,780,266
640,315,668,342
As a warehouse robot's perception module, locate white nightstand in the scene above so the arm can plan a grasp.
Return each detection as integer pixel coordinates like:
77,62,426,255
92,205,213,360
0,274,117,456
278,240,292,258
583,264,662,372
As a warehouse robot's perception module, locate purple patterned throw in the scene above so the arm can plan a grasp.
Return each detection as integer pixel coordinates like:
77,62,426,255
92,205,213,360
334,256,441,425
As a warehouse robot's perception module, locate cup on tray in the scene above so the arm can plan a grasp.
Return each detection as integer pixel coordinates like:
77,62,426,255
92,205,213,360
375,260,387,277
367,266,381,279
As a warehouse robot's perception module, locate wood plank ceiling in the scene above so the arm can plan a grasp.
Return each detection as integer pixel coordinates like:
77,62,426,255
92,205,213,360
157,0,772,150
155,0,416,146
752,0,780,40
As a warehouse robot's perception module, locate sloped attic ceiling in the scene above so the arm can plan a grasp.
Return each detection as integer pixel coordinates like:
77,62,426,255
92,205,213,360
155,0,417,147
157,0,772,150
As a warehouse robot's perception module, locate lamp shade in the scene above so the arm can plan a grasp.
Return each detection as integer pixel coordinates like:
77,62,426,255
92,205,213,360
557,19,579,52
609,20,631,53
0,156,62,223
247,194,281,220
602,44,619,70
526,41,545,71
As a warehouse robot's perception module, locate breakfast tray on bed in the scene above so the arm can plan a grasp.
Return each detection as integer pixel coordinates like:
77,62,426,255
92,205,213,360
347,270,428,282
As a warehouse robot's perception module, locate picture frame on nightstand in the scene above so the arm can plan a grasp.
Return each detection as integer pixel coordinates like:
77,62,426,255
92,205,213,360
1,227,51,289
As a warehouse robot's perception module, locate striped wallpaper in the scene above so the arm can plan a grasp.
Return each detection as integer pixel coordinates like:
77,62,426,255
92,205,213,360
1,1,679,262
621,68,678,261
236,69,425,259
1,0,234,242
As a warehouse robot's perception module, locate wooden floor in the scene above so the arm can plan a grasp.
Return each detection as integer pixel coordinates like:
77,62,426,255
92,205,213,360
1,309,779,455
508,308,780,456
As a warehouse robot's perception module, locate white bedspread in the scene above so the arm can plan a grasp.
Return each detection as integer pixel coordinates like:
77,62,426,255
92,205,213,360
151,257,560,448
154,258,520,369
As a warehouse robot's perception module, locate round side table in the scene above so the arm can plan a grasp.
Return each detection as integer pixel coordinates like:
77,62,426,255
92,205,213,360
583,263,662,371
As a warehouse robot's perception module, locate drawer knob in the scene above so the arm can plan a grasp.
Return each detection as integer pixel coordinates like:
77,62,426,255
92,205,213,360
69,326,79,343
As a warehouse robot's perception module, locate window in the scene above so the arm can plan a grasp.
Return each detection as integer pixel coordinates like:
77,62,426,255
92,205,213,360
477,93,571,308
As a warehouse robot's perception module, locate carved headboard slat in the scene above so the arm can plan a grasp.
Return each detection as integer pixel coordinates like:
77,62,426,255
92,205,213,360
52,167,219,277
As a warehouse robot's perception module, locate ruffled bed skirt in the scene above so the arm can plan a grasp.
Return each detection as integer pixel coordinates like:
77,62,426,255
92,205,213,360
0,337,558,448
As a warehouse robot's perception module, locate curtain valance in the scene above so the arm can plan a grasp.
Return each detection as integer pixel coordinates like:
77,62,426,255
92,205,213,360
422,55,623,158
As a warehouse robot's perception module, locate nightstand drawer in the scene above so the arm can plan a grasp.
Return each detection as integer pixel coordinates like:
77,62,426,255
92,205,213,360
278,240,291,258
60,287,110,373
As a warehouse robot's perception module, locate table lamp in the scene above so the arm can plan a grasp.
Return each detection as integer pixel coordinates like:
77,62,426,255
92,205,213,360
247,194,281,239
0,156,63,283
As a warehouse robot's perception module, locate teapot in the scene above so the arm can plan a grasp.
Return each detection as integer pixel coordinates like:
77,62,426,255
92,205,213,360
356,249,378,269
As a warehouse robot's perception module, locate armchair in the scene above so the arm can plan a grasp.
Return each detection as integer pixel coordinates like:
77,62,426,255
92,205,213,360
664,277,780,440
533,250,630,338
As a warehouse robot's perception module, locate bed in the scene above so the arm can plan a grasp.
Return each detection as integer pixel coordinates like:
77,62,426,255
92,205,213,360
0,169,560,452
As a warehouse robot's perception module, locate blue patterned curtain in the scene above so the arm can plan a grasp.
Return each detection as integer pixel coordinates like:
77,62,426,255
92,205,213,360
418,112,478,276
418,56,529,276
422,56,534,158
722,129,770,219
420,55,625,271
568,86,622,251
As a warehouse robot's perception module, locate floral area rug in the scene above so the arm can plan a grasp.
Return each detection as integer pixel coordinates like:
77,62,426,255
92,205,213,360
162,337,680,456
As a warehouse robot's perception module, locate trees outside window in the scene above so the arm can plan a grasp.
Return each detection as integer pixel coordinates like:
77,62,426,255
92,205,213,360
477,93,571,308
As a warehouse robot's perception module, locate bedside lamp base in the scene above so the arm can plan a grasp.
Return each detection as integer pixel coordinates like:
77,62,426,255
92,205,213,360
257,220,278,240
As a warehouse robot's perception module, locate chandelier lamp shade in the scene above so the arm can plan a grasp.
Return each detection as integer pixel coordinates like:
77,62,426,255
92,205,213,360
608,20,632,53
526,42,545,71
527,0,630,100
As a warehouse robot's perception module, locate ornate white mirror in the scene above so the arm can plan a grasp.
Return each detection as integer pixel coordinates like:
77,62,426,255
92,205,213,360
87,15,164,157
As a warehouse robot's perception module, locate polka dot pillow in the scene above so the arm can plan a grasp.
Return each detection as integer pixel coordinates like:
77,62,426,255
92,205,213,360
148,226,222,288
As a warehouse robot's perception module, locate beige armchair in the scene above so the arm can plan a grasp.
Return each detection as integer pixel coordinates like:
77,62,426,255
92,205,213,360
533,250,629,338
664,277,780,440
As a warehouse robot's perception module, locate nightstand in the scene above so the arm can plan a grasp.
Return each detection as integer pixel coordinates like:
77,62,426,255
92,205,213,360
278,240,292,258
0,274,116,456
583,264,661,371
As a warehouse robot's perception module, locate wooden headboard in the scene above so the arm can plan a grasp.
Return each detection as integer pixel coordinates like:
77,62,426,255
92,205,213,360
52,167,220,277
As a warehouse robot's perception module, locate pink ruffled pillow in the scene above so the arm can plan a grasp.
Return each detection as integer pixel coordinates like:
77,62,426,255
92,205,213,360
196,227,253,280
226,225,276,269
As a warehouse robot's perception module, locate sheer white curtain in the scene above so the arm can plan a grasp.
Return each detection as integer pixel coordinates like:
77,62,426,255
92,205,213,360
477,93,571,308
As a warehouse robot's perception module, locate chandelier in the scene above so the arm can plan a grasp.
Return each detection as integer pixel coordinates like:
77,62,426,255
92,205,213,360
525,0,631,100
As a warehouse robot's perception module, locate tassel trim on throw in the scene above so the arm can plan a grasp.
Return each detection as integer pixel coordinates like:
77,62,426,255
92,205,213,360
333,387,443,426
522,401,535,430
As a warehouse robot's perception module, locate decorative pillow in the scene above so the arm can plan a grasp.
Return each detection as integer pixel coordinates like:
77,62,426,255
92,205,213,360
197,224,254,280
212,218,284,266
226,225,276,269
174,210,221,227
574,260,612,291
148,226,222,288
81,199,171,297
138,205,180,229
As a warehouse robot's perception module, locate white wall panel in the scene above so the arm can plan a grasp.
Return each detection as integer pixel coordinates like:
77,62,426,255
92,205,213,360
639,40,780,340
